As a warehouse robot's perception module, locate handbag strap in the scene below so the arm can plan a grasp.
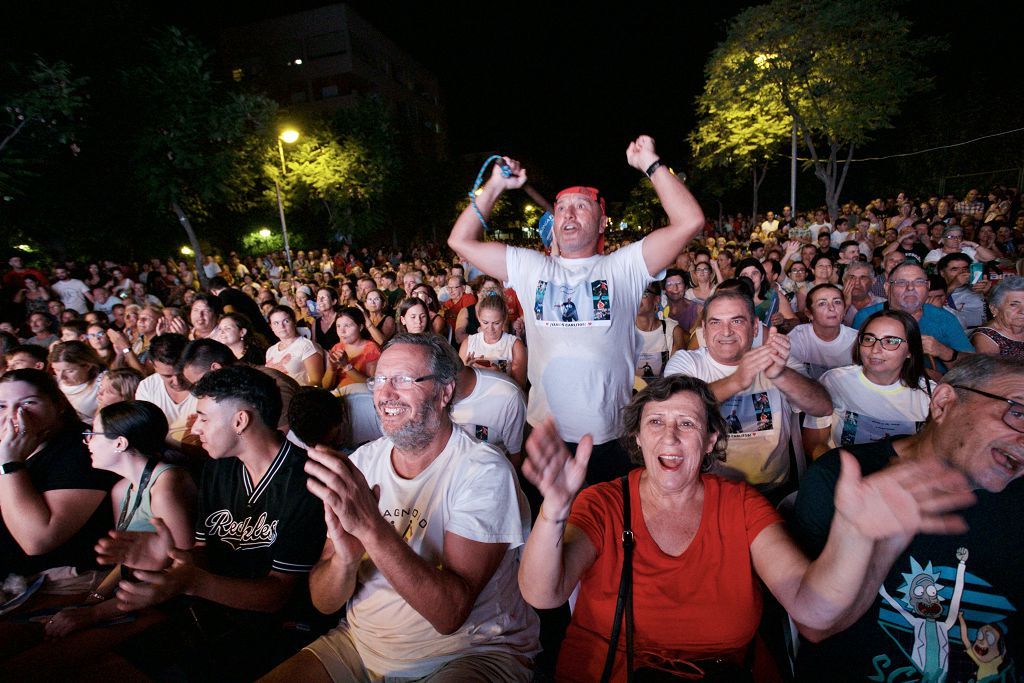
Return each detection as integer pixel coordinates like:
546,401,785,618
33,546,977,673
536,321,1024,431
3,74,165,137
116,457,159,531
600,475,636,683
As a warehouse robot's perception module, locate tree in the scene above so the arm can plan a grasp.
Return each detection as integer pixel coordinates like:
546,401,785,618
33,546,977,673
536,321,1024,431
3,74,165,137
697,0,934,221
690,48,791,224
621,178,664,230
122,27,277,287
0,57,88,200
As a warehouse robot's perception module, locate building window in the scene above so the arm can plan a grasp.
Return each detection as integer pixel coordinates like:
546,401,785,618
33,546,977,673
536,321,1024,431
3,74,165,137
307,31,347,59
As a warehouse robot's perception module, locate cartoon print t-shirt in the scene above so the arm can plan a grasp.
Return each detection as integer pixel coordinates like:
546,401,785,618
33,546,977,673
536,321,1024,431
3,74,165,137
794,442,1023,683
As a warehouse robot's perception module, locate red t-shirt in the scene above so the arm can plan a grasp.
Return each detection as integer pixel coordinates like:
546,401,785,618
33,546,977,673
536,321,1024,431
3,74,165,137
557,469,781,681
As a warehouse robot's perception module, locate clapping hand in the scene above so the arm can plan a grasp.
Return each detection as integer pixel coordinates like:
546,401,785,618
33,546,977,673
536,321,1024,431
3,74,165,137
522,417,591,520
115,546,196,612
305,446,382,541
833,451,975,542
96,517,175,572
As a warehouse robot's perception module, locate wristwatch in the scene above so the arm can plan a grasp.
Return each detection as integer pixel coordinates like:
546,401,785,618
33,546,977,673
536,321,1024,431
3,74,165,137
0,461,26,475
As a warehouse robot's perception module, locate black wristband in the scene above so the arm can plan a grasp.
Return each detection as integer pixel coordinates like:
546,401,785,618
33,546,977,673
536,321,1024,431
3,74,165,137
0,461,26,475
644,160,664,178
949,349,959,363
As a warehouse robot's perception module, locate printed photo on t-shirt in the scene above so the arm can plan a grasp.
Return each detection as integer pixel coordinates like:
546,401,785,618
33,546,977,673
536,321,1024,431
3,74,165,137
839,411,923,447
721,391,774,437
532,279,612,328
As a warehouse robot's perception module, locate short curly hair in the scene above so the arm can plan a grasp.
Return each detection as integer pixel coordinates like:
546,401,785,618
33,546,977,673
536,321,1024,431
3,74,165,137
191,365,281,429
620,374,728,471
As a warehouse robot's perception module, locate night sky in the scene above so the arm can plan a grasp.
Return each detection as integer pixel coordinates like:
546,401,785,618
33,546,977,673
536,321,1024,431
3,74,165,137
5,0,1023,205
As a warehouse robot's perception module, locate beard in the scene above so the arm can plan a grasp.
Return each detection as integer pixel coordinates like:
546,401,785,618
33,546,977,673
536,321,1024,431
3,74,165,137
383,395,444,452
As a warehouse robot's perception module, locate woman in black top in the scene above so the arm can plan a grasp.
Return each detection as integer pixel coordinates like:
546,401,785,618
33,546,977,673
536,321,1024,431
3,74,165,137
0,369,117,576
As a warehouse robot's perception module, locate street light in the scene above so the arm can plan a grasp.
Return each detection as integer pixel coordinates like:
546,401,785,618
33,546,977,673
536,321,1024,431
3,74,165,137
258,228,272,238
274,129,300,272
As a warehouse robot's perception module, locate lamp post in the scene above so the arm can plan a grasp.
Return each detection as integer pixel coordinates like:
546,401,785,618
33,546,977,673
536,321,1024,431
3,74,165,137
275,129,300,273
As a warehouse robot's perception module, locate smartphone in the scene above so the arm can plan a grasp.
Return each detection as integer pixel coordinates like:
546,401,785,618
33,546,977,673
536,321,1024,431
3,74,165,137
969,262,984,285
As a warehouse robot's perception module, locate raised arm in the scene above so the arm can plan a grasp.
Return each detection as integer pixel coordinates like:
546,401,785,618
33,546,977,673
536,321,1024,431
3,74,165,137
0,416,106,555
518,418,599,608
627,137,706,276
753,452,973,634
448,158,527,282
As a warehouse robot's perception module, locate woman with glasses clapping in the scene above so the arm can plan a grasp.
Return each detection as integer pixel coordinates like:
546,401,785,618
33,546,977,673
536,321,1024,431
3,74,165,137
802,309,935,459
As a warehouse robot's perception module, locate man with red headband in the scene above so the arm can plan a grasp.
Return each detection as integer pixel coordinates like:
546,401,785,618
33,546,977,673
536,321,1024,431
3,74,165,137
449,135,705,483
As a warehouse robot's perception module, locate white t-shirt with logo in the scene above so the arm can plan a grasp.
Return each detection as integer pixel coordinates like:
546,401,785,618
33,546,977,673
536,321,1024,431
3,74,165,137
803,365,933,448
506,240,656,443
344,428,539,676
664,346,801,489
135,374,198,445
451,368,526,456
787,323,858,380
924,246,977,265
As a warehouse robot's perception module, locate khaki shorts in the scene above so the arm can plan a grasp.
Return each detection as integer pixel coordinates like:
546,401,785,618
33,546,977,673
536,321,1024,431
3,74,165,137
305,627,532,683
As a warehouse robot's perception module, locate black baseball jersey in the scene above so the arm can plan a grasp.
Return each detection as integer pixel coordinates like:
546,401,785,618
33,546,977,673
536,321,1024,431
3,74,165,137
195,440,325,579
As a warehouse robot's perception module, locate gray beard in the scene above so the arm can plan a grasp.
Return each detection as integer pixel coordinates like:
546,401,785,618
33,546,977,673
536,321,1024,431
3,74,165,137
384,401,443,452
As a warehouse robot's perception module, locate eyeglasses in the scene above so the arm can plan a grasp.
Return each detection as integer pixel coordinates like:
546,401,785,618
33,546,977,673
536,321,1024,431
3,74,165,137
664,281,686,288
82,431,113,443
366,374,437,392
86,332,106,339
943,234,962,240
951,385,1024,433
694,267,712,273
889,278,928,288
858,333,906,349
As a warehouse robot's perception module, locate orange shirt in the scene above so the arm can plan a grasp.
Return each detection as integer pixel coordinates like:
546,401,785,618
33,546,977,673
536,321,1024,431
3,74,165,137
558,469,781,681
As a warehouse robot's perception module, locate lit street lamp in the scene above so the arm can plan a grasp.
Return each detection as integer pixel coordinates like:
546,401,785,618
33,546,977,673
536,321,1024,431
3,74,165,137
274,129,300,272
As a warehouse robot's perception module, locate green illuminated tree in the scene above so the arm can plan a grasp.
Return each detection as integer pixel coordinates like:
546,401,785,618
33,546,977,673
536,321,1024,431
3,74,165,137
696,0,934,221
690,50,791,224
123,27,277,287
622,178,664,230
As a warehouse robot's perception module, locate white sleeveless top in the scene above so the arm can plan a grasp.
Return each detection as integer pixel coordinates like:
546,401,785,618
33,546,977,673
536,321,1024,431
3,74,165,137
465,332,517,376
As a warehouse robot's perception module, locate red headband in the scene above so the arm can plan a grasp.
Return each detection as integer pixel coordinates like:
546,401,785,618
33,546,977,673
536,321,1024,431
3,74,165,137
556,186,606,215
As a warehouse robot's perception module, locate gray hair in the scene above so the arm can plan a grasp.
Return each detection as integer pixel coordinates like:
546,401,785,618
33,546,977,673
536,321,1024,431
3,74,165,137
989,276,1024,310
941,354,1024,397
843,261,874,279
382,333,462,410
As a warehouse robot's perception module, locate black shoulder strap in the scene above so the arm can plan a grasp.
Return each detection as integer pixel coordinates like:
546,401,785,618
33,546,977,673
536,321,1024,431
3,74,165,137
116,457,159,531
600,475,635,683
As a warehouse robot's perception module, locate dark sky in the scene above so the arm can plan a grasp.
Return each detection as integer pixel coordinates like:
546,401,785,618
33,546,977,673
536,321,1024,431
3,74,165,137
6,0,1023,204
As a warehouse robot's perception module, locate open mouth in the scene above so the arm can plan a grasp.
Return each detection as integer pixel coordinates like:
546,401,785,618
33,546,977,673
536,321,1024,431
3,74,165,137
657,455,686,471
992,448,1023,474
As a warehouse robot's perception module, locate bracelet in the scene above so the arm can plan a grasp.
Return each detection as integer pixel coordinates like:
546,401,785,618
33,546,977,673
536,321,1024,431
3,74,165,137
644,159,664,178
87,591,107,603
540,507,569,524
949,349,959,363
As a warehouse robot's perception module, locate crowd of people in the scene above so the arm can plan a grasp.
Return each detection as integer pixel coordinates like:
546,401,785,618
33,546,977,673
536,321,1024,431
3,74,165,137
0,135,1022,682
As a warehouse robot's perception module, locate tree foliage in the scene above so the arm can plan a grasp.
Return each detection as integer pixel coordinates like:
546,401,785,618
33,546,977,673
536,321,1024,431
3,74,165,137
621,178,664,229
0,57,88,200
121,27,277,284
696,0,935,220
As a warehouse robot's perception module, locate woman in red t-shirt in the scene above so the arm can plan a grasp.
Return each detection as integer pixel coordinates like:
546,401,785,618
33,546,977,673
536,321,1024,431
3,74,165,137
518,375,973,681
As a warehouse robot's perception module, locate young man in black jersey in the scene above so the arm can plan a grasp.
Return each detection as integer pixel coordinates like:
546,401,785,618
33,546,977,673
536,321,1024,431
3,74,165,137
97,365,326,679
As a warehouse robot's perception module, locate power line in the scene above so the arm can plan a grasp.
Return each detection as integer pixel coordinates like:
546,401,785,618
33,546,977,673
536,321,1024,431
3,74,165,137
782,126,1024,163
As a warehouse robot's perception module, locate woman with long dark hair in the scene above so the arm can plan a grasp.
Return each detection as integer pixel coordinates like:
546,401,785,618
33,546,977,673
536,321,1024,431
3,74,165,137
45,400,197,637
322,307,381,392
802,309,934,458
